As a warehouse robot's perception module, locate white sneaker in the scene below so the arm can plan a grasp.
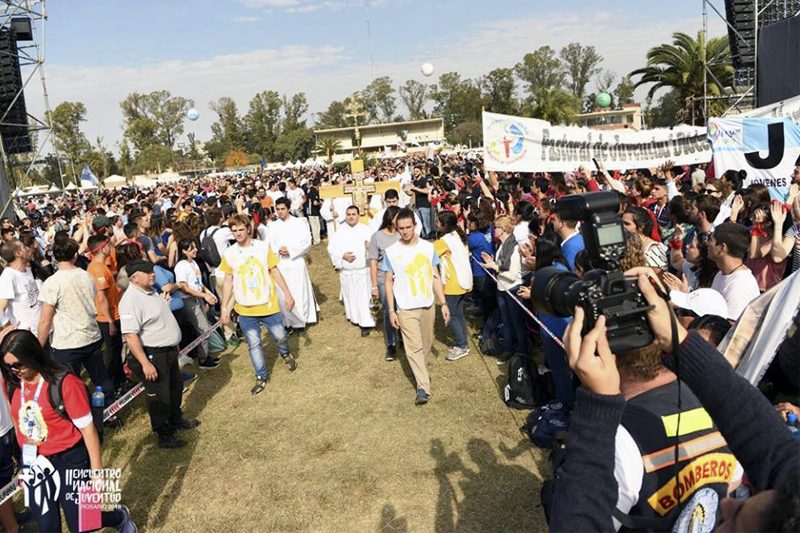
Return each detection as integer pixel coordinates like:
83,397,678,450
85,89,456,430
178,354,194,368
446,347,470,361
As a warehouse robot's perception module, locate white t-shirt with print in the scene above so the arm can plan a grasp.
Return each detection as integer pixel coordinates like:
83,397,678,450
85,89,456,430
381,239,440,310
0,267,42,331
174,259,204,296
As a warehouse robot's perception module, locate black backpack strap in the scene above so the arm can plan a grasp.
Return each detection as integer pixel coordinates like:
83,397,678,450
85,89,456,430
613,507,670,531
48,371,70,420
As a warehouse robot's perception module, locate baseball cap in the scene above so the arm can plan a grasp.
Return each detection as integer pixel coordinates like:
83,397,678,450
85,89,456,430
92,215,112,229
670,289,728,318
126,260,154,277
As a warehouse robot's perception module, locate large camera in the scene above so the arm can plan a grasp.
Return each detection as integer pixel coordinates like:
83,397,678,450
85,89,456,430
532,192,654,354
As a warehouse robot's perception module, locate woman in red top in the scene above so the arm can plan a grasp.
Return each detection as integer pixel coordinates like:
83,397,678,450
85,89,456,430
0,329,136,533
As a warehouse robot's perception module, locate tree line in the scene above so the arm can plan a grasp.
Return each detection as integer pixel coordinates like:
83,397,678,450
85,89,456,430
12,32,732,186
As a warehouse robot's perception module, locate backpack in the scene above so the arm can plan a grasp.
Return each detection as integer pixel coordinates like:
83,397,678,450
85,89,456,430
503,353,537,409
8,371,105,443
524,402,569,449
199,227,222,268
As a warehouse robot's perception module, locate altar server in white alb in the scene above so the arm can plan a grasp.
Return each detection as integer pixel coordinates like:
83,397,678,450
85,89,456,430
320,196,351,237
328,205,375,336
268,197,318,330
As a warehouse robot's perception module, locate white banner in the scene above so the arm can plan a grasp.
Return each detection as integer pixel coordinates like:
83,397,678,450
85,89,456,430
482,111,711,172
744,93,800,123
708,116,800,201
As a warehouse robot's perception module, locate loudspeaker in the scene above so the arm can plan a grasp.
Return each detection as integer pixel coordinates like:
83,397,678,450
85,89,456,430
757,14,800,107
0,26,31,155
10,18,33,41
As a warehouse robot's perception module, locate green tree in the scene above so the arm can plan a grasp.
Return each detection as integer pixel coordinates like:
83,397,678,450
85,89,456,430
630,31,733,124
360,76,396,123
244,90,282,159
133,144,173,174
560,43,603,99
47,101,91,183
272,127,315,162
615,75,636,105
480,68,518,115
316,100,350,128
282,93,309,132
398,79,428,120
515,46,565,96
448,121,483,147
209,97,246,151
315,137,342,163
645,89,684,128
117,140,134,177
515,47,579,124
429,72,482,131
120,90,191,151
596,69,616,94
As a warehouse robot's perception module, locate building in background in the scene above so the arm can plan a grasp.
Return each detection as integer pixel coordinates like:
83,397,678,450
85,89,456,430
576,103,643,131
314,118,445,162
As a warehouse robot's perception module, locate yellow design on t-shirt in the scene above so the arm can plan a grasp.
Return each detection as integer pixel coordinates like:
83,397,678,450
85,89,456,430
235,256,269,302
404,253,433,299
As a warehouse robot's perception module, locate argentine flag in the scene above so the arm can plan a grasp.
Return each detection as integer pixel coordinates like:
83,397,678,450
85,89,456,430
80,164,99,187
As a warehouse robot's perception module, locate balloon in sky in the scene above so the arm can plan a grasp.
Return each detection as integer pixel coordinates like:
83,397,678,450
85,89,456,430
187,108,199,121
421,63,435,77
595,92,612,109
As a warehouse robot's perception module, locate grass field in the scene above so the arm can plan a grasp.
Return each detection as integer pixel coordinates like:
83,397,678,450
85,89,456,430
100,243,550,532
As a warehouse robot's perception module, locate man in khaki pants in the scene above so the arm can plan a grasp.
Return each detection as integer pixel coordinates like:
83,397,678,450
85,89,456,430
383,208,449,405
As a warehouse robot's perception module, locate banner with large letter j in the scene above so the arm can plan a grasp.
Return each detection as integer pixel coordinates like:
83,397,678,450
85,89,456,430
709,117,800,202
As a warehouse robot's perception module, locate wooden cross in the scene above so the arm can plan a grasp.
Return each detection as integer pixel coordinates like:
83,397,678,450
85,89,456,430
344,176,375,212
319,160,400,223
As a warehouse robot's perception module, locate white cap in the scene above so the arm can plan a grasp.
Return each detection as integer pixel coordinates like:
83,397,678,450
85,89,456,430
670,289,728,318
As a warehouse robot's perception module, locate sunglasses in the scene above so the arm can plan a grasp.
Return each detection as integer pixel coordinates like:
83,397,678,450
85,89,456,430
703,188,718,194
5,361,25,371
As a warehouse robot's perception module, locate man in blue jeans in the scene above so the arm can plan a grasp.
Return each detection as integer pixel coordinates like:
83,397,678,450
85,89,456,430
407,167,433,239
220,214,298,395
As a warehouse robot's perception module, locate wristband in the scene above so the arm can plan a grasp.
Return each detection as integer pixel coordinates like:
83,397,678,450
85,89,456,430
668,239,683,250
751,224,768,238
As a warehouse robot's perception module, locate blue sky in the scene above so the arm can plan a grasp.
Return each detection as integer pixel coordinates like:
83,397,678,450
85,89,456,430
27,0,725,150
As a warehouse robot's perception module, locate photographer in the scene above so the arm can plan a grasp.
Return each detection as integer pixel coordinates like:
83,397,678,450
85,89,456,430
549,269,800,532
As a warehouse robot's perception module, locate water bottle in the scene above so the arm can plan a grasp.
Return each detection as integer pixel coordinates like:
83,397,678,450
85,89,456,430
91,386,105,409
787,412,799,436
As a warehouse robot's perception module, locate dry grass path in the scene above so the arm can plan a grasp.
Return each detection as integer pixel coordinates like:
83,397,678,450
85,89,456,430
103,243,549,532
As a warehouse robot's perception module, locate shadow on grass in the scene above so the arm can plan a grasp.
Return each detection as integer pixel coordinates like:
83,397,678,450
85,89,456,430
115,357,234,530
429,437,539,533
312,282,329,305
376,503,408,533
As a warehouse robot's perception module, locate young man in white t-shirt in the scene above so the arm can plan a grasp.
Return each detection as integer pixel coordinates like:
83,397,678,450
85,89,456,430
201,208,237,345
220,214,298,396
286,179,306,217
0,239,42,331
707,223,761,320
382,208,449,405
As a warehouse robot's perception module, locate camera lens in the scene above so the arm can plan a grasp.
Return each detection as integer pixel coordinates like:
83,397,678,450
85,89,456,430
531,267,585,317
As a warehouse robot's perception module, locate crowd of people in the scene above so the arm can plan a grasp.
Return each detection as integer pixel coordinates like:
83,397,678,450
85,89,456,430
0,148,797,531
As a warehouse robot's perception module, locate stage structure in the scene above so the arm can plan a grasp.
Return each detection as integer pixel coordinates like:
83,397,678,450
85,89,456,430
0,0,62,218
701,0,800,120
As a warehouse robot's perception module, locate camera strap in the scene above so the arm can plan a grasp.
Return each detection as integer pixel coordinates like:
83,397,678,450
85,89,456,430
662,287,686,519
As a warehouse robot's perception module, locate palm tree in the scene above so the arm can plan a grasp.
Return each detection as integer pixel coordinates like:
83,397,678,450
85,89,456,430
630,31,734,125
315,137,342,164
